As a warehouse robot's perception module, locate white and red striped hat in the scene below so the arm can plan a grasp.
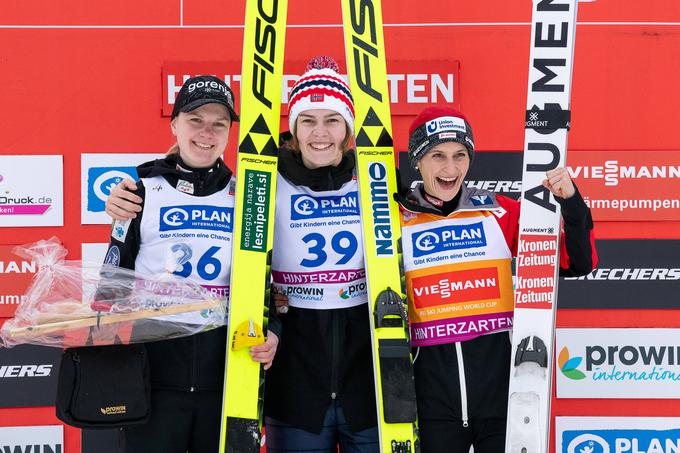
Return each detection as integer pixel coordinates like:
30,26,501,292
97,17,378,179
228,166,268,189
288,56,355,134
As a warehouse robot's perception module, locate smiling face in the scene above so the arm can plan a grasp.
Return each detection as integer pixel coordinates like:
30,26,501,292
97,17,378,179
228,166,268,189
295,109,348,169
171,103,231,168
418,141,471,201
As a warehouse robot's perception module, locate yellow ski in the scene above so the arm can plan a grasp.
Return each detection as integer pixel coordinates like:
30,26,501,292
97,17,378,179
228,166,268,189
341,1,419,451
219,0,288,451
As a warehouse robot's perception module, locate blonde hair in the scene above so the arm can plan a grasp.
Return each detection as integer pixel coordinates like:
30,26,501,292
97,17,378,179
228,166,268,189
167,143,180,155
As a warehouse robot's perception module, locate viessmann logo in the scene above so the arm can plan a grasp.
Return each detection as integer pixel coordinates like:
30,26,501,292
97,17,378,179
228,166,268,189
568,161,680,186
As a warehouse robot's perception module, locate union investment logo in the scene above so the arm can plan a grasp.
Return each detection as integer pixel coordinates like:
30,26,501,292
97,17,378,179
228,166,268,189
558,347,586,380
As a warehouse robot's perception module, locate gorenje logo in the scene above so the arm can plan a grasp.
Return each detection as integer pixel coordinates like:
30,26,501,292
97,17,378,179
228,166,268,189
0,364,52,378
558,347,586,380
87,167,136,212
290,192,359,220
159,205,233,232
367,163,393,256
568,161,680,186
411,222,486,258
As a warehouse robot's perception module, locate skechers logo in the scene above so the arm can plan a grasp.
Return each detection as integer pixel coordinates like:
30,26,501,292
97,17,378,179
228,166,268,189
0,364,52,378
291,192,359,220
160,206,233,232
412,222,486,258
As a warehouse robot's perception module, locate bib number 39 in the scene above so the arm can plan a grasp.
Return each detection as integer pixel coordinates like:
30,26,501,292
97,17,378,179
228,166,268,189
301,231,357,268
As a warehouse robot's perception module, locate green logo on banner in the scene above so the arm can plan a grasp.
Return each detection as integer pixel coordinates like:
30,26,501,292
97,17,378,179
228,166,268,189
240,169,271,252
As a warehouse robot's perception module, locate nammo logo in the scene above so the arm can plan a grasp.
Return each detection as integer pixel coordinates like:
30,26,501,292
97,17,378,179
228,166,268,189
293,196,318,217
566,433,610,453
162,208,189,227
559,347,587,380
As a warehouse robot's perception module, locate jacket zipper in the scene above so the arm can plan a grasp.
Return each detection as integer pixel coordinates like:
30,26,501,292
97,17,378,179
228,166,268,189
330,312,340,400
455,342,469,427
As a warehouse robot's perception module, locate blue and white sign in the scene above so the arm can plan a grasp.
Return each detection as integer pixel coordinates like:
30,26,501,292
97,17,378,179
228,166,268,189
557,417,680,453
411,221,487,258
81,153,163,224
290,192,359,220
0,425,63,453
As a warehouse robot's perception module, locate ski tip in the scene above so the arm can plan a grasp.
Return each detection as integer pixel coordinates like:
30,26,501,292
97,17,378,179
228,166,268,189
306,55,339,73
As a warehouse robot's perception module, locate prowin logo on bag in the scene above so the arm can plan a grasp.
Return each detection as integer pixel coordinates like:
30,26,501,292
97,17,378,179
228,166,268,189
100,405,127,415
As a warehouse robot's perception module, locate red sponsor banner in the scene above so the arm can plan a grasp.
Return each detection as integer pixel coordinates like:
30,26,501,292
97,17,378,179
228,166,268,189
411,267,500,308
0,246,36,318
161,60,460,117
514,234,557,309
567,151,680,221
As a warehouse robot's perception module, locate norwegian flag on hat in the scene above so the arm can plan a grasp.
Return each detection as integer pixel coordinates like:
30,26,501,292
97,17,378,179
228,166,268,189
288,56,355,133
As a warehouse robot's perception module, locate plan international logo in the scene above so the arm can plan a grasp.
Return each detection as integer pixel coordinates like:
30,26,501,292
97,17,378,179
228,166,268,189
412,222,487,258
160,205,233,232
290,192,359,220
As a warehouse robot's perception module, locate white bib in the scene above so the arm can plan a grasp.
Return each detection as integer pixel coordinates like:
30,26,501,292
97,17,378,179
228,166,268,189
271,174,367,309
136,175,235,323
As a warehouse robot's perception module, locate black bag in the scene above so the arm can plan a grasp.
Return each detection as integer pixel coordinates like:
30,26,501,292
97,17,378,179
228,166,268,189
55,344,151,428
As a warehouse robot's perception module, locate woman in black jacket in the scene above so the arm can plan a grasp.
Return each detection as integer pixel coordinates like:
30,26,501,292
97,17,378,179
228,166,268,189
101,75,280,453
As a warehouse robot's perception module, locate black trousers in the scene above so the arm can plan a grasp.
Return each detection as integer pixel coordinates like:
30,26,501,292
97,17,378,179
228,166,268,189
124,389,222,453
419,418,506,453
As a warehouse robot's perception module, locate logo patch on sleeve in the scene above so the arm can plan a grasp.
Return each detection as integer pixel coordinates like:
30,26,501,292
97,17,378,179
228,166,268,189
103,246,121,266
111,219,131,242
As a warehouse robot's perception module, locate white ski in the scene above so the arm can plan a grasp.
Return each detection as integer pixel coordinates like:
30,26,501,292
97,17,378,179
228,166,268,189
506,0,579,452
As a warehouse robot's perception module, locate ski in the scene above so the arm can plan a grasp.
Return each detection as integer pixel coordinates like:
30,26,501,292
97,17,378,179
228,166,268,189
219,0,288,451
506,0,579,452
340,1,419,452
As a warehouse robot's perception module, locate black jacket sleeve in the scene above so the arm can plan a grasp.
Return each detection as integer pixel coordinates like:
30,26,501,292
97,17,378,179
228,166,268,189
94,182,146,308
556,184,597,277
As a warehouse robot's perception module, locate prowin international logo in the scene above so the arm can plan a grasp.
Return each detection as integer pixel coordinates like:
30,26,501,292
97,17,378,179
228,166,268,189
160,205,233,232
568,161,680,187
338,282,367,300
290,192,359,220
558,347,586,380
564,342,680,383
411,222,487,258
